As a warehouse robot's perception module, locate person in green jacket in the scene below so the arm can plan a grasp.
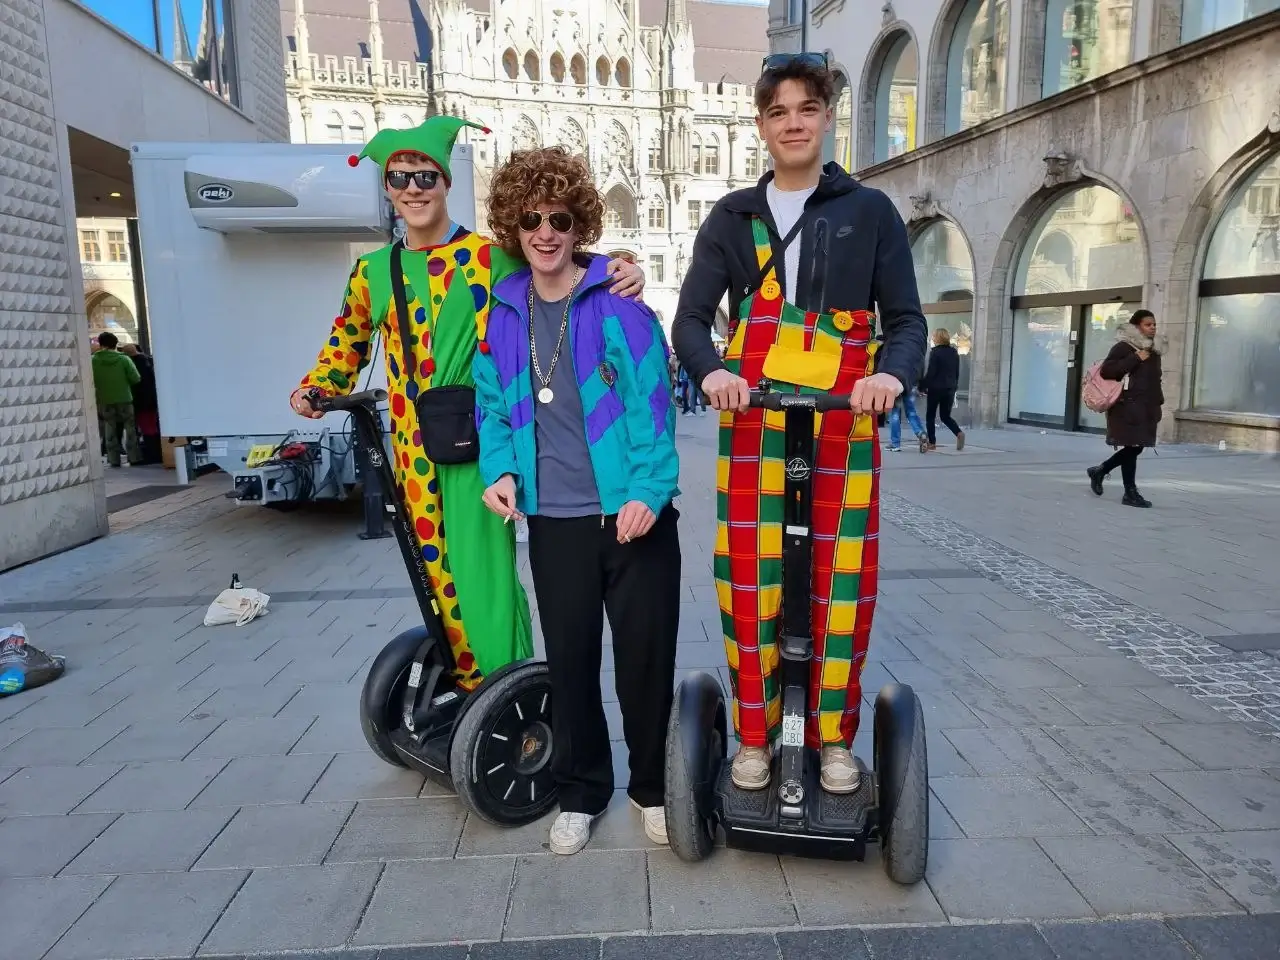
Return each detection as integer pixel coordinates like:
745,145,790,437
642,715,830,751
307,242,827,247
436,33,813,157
91,332,142,467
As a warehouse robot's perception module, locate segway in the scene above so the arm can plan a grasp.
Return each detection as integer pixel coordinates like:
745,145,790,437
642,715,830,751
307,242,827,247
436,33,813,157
663,383,929,884
310,389,556,826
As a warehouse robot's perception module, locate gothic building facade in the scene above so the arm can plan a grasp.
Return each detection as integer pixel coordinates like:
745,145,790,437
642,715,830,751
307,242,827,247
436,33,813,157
281,0,770,336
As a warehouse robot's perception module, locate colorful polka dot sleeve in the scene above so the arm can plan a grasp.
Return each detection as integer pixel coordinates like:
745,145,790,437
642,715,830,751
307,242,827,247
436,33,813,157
299,258,374,396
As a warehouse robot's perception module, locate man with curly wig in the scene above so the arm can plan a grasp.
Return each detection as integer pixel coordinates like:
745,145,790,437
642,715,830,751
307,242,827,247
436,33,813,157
290,117,645,692
473,146,681,856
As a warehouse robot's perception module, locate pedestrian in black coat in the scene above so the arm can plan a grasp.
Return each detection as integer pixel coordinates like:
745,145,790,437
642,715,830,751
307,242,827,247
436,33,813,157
1086,310,1164,508
919,328,964,450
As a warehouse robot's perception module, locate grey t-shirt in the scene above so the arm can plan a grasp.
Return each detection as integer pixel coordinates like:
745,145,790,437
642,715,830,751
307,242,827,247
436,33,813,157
530,291,602,518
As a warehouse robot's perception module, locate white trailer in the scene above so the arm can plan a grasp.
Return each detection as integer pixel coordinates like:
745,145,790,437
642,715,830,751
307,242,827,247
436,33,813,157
130,140,477,515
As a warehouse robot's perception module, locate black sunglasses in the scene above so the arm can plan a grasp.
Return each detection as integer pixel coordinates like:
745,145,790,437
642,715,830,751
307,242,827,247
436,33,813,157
518,210,574,233
386,169,442,191
761,52,830,73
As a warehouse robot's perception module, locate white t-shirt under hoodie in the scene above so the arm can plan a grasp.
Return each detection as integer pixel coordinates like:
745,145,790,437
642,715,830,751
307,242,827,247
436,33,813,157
765,180,817,304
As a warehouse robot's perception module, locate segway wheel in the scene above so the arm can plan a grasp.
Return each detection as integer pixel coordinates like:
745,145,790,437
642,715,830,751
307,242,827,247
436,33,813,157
449,661,557,827
359,627,449,768
664,671,727,863
873,682,929,885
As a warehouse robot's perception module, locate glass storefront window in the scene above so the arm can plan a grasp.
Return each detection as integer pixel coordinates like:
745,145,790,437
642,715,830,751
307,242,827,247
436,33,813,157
1193,152,1280,416
1010,185,1146,429
1181,0,1280,43
86,0,238,106
912,220,975,397
1042,0,1133,97
946,0,1010,134
875,35,918,163
1015,185,1143,294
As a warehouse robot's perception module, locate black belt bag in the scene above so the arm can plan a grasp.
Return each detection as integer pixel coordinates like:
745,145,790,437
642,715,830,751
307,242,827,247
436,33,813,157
391,242,479,465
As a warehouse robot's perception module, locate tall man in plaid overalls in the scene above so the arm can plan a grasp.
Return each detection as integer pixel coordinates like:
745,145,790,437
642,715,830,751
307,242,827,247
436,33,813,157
672,54,928,795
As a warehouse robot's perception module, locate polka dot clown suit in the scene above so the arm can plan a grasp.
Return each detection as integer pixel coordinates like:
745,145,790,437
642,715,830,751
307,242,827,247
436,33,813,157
298,117,534,691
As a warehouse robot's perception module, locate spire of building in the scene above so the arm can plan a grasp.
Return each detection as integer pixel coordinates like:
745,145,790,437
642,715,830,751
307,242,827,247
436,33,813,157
665,0,688,25
295,0,311,69
170,0,194,72
369,0,384,70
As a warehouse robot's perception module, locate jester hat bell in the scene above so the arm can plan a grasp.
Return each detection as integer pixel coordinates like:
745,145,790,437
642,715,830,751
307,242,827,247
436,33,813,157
347,116,490,185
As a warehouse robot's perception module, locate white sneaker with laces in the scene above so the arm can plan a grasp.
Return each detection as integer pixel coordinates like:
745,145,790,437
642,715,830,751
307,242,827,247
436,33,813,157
819,745,861,794
548,811,598,855
630,798,668,844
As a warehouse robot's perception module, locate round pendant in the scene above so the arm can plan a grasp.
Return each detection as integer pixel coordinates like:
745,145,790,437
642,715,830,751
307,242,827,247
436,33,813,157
538,387,554,404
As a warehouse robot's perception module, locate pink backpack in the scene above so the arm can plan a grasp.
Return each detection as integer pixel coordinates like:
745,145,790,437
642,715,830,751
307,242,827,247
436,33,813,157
1081,361,1127,413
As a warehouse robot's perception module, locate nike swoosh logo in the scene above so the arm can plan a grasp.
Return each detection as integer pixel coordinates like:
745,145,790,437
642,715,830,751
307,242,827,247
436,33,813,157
836,226,853,238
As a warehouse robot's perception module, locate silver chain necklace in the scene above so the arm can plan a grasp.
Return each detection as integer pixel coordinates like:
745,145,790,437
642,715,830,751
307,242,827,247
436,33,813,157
528,266,582,404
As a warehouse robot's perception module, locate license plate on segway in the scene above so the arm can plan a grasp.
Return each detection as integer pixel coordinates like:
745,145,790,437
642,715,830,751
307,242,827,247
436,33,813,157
781,713,804,747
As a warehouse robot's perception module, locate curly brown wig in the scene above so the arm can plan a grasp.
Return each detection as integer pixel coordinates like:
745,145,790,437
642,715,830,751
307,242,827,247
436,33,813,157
486,146,604,255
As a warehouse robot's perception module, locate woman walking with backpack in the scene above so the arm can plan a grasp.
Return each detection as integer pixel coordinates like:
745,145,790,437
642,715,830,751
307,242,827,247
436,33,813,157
1086,309,1164,508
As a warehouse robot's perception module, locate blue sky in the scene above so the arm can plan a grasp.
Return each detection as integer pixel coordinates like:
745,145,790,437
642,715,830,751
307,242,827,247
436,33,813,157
81,0,219,58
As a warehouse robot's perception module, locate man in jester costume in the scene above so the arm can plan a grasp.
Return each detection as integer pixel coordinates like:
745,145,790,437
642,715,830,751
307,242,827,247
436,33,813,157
672,54,927,794
290,117,646,689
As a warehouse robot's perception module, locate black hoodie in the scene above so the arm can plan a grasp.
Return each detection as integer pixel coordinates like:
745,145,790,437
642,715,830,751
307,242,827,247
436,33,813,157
671,162,928,393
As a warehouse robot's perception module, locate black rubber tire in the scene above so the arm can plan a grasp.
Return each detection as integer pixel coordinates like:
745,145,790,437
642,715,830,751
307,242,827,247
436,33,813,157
358,627,446,768
664,672,726,863
449,661,558,827
874,683,929,885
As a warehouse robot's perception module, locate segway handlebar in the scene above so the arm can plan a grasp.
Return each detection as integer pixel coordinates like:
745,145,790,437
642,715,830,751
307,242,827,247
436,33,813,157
748,391,852,412
308,388,388,414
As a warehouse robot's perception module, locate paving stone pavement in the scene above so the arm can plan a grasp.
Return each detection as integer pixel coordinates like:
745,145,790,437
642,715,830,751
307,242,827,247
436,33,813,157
1,415,1280,959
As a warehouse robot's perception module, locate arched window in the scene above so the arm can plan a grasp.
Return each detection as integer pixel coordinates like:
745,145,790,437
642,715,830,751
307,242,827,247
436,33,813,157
596,56,611,86
347,113,366,143
502,48,518,79
324,110,344,142
744,138,762,178
873,34,918,162
615,57,631,87
1042,0,1133,96
832,73,853,171
604,186,637,231
1009,184,1144,430
1193,151,1280,416
911,220,974,398
570,53,587,84
1181,0,1280,42
550,51,566,82
946,0,1010,134
86,292,139,346
647,193,667,230
523,50,540,81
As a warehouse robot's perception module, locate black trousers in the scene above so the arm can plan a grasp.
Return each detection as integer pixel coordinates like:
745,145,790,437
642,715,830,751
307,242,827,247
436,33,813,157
527,505,681,814
925,388,962,444
1100,445,1143,487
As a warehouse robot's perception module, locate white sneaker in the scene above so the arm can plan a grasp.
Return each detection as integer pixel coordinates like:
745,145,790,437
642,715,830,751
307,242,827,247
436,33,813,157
548,811,598,855
630,798,668,844
820,746,861,794
730,745,772,790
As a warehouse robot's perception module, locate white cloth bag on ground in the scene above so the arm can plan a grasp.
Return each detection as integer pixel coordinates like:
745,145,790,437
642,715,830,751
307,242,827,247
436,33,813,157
203,587,271,626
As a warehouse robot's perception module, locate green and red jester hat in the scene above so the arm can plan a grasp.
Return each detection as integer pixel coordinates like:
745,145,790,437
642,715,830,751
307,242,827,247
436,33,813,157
347,115,491,185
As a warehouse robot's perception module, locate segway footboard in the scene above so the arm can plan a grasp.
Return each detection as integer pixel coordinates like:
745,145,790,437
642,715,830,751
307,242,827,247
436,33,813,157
717,750,877,861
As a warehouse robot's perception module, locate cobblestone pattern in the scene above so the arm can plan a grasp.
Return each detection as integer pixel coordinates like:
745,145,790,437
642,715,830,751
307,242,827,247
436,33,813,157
881,492,1280,736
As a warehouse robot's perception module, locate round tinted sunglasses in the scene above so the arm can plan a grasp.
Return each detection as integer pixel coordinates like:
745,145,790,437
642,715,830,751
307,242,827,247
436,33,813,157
518,210,574,233
386,169,441,191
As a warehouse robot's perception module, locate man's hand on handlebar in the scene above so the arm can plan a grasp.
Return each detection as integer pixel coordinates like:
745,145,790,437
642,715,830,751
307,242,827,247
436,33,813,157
848,372,903,415
701,369,752,412
290,387,325,420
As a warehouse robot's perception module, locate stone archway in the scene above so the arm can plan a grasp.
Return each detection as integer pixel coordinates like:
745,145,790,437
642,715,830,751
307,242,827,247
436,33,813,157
85,290,138,345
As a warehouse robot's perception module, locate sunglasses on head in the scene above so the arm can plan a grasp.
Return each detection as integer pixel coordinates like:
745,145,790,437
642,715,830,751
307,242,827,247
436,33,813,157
518,210,574,233
385,169,441,191
760,51,830,73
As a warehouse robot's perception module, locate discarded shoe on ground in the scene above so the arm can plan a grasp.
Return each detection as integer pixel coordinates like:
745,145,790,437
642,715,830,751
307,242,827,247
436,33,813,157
0,623,67,696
